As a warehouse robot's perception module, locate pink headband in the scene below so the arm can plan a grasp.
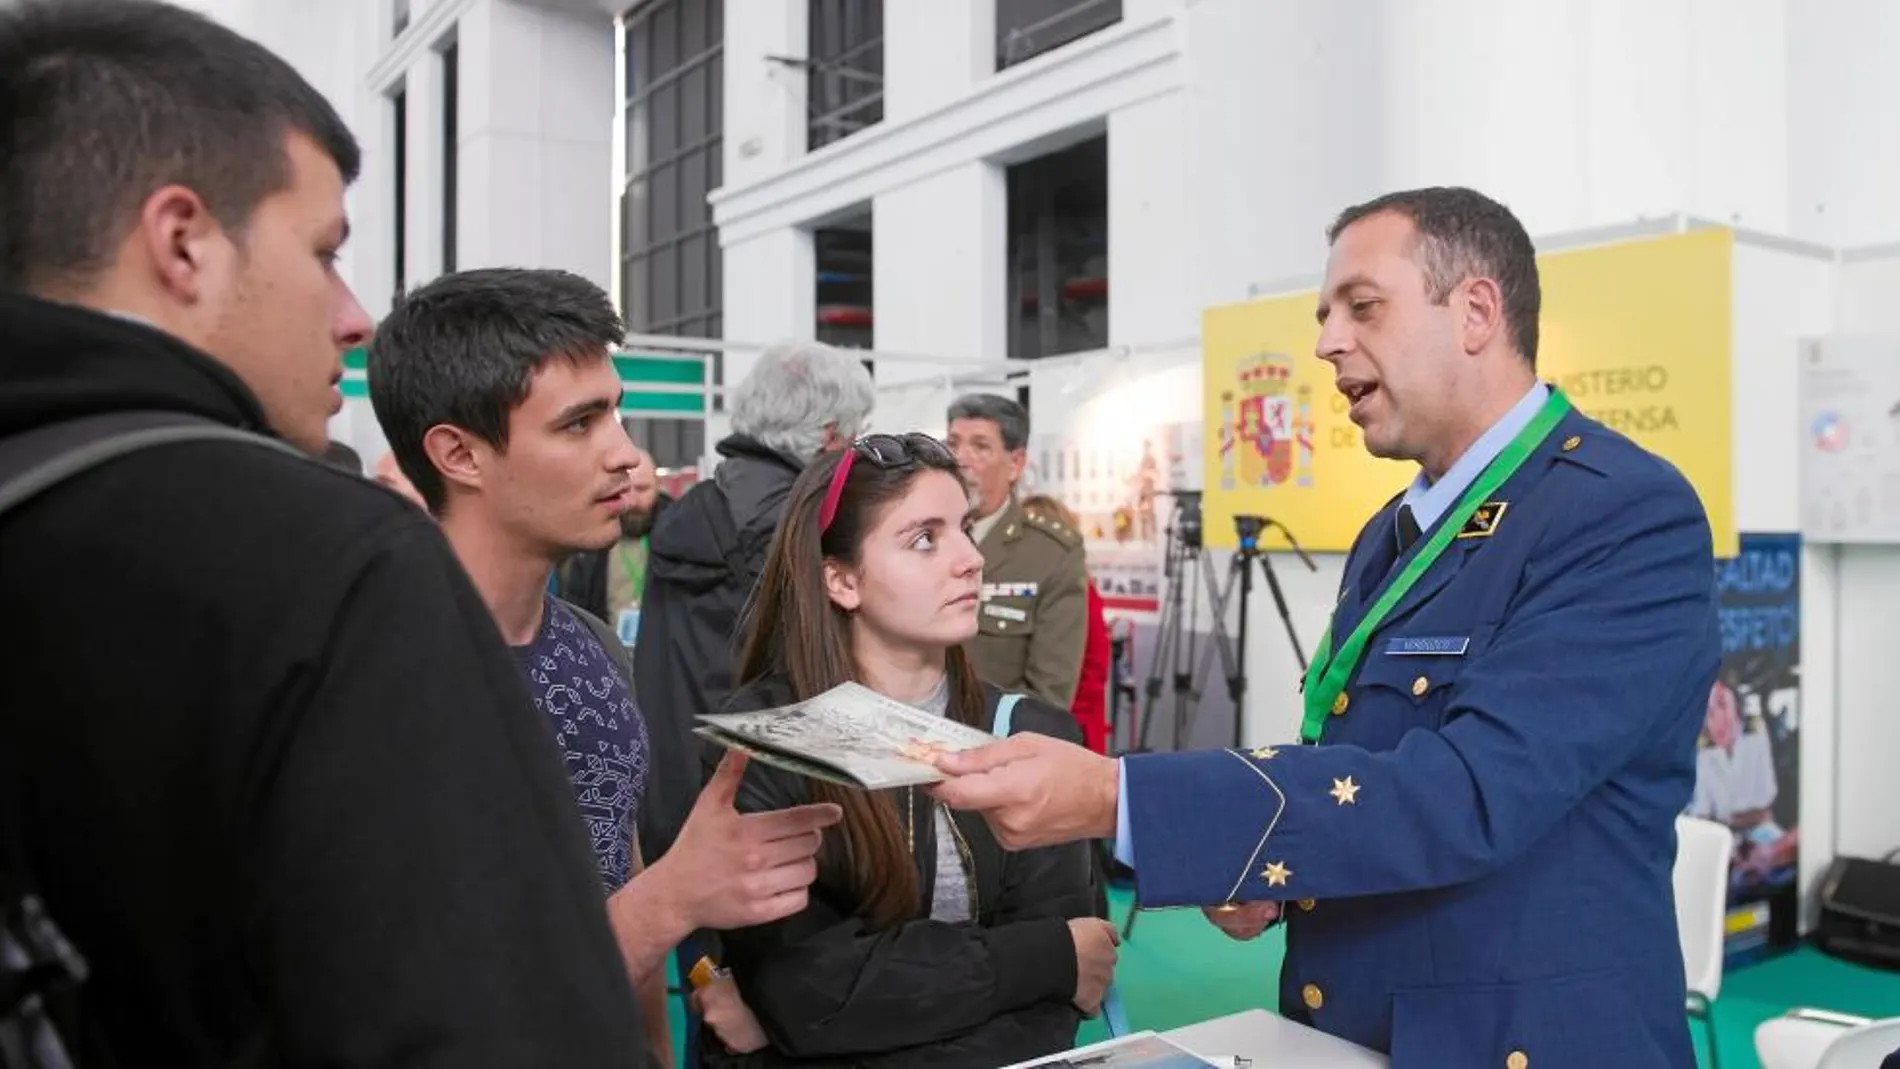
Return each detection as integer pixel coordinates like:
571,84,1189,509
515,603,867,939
818,448,856,532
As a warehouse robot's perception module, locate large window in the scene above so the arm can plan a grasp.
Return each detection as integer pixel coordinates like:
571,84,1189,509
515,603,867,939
996,0,1121,70
815,212,872,353
806,0,883,152
621,0,722,341
391,84,407,302
620,0,722,470
1006,135,1108,360
441,40,458,273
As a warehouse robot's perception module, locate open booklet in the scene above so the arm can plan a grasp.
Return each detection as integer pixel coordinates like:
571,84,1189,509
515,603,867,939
694,681,1001,790
998,1031,1227,1068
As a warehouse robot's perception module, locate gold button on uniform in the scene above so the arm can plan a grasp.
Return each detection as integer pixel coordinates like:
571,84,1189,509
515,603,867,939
1561,435,1581,452
1507,1051,1528,1069
1331,693,1350,716
1302,983,1324,1011
1297,898,1317,912
1410,675,1429,697
998,621,1009,631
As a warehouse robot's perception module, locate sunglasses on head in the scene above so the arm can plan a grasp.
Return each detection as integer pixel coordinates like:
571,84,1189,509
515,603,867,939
854,432,954,467
819,433,958,532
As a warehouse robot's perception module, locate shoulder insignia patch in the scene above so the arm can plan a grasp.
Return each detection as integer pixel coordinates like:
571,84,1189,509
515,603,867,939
1456,501,1509,539
1023,510,1083,549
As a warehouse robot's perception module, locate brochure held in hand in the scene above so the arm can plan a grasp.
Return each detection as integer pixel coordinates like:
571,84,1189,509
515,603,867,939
694,681,1000,790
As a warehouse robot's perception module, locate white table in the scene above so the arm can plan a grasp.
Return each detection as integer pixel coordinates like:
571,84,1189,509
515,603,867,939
1163,1009,1389,1067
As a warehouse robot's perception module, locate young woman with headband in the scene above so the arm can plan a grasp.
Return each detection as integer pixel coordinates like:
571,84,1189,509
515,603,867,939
696,432,1118,1069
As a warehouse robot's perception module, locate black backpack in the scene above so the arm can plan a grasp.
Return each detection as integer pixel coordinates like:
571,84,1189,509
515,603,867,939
0,412,304,1069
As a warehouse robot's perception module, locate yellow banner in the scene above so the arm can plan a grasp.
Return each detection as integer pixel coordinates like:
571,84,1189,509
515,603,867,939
1201,228,1735,555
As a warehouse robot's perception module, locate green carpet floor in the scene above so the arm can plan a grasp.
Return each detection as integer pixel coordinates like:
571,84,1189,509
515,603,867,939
669,887,1900,1067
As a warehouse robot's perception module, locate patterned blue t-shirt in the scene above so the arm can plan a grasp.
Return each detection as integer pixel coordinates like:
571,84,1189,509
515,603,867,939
513,597,650,893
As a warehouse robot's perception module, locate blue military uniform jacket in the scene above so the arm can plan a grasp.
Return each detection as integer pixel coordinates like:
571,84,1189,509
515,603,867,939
1123,402,1720,1068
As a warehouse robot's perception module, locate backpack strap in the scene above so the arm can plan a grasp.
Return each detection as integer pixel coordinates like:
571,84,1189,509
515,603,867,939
987,692,1129,1037
0,411,305,517
991,692,1024,737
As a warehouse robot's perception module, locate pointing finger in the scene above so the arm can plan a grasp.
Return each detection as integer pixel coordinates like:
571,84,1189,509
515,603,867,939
741,803,842,842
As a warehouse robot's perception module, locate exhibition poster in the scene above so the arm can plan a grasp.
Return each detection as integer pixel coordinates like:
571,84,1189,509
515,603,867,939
1696,531,1801,963
1201,228,1736,555
1799,336,1900,543
1026,422,1202,617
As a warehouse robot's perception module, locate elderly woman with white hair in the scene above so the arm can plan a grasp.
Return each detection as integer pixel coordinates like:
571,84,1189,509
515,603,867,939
632,339,875,861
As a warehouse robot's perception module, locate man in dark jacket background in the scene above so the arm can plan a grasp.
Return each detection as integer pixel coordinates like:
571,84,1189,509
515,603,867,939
0,2,647,1065
634,340,874,862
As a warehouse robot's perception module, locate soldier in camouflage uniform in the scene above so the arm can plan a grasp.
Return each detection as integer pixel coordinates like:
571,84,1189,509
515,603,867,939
946,394,1089,707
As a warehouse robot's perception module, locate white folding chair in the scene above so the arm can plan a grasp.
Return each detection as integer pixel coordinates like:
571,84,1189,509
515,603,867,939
1674,815,1735,1068
1756,1011,1900,1069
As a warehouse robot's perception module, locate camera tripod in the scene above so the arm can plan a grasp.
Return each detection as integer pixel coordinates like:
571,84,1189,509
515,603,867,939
1120,493,1315,939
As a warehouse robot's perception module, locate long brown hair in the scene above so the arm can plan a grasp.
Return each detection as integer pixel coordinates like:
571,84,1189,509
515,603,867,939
735,439,988,929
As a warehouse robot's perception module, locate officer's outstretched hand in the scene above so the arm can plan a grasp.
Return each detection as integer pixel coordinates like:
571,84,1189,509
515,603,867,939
1203,901,1281,941
926,733,1118,851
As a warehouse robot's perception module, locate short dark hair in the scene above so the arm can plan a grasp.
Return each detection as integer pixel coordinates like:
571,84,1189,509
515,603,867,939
1327,187,1541,365
0,0,361,291
946,393,1030,452
367,268,626,514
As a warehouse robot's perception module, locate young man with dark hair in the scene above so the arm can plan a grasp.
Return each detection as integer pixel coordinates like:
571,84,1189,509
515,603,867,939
0,2,658,1065
368,268,841,1069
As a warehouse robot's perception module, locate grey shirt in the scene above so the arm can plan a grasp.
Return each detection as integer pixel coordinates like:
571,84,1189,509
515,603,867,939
913,677,972,923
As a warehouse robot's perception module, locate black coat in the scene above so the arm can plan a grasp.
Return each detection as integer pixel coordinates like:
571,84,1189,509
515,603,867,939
0,294,648,1067
701,676,1097,1069
632,435,807,859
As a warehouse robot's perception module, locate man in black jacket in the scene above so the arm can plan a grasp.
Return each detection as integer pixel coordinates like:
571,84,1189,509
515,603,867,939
0,2,646,1065
634,340,875,862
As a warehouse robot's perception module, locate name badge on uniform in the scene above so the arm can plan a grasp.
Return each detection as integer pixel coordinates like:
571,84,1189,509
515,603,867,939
1384,635,1469,657
983,604,1029,622
616,608,641,646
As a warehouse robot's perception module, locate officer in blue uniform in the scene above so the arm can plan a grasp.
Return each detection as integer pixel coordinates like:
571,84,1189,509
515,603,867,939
929,187,1720,1069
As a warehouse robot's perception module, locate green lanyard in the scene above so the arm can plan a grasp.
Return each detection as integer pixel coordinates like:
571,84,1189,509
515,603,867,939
615,537,648,605
1299,390,1573,743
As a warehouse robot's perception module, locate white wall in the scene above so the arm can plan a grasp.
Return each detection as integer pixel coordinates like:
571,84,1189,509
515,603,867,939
455,0,615,289
1816,253,1900,894
1787,1,1900,247
874,165,1008,370
720,0,805,194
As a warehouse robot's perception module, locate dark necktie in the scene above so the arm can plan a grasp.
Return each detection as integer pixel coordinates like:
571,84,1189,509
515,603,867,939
1395,504,1422,554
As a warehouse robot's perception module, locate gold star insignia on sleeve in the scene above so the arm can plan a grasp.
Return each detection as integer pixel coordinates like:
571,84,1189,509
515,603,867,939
1250,746,1280,760
1329,777,1361,805
1262,861,1292,887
